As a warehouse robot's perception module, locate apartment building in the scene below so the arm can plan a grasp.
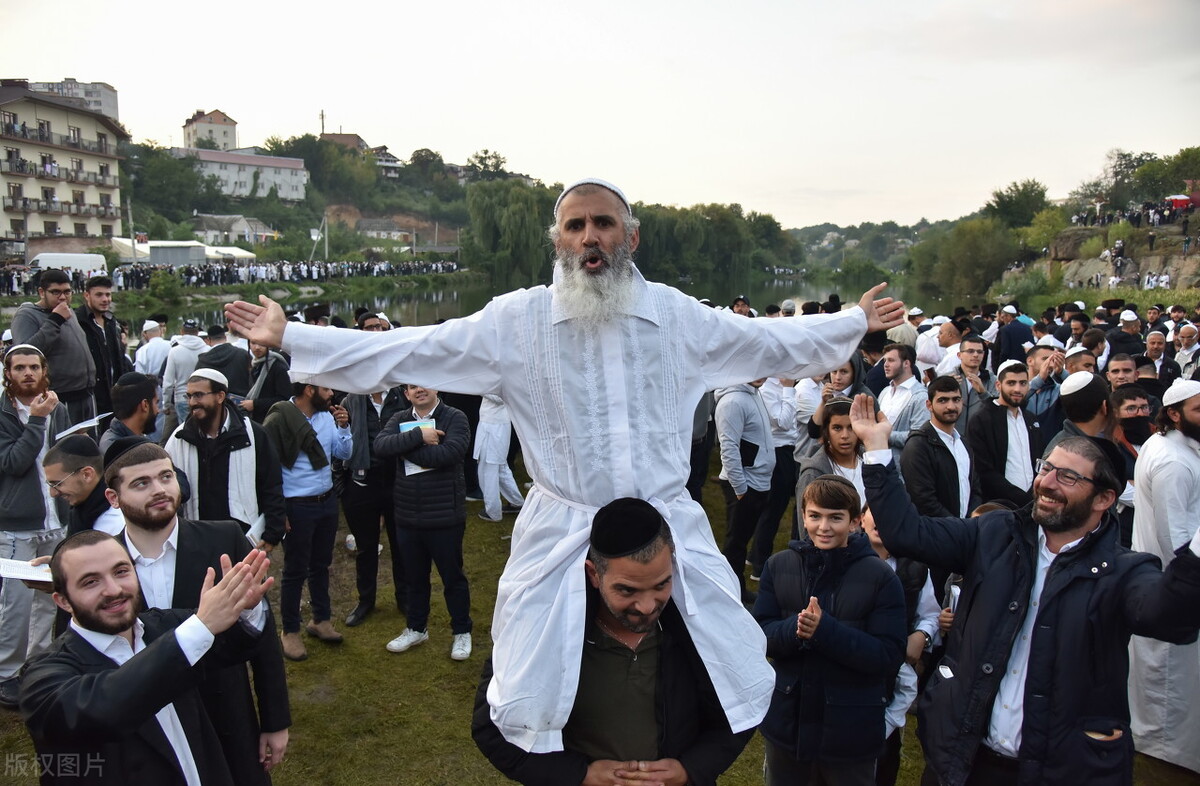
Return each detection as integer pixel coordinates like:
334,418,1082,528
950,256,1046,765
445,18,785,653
170,147,308,201
28,78,120,121
1,79,128,258
183,109,238,150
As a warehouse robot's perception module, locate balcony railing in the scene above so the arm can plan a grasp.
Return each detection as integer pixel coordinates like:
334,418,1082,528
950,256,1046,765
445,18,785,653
0,123,115,156
2,196,119,218
1,159,37,176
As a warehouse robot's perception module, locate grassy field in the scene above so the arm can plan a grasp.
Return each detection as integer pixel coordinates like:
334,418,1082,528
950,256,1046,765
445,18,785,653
1,456,1198,784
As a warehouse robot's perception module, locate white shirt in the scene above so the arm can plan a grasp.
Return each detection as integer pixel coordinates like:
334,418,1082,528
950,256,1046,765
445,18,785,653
934,344,962,377
70,615,215,786
986,529,1084,757
280,263,869,752
759,378,799,447
127,524,180,610
878,376,922,425
1001,403,1034,492
931,423,972,517
828,457,866,507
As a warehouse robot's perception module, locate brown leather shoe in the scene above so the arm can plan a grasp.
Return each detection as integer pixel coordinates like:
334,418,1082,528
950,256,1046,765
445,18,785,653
305,620,344,643
281,632,307,661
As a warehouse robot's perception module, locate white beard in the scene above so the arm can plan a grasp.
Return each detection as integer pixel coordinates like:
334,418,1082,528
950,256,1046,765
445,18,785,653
554,242,636,329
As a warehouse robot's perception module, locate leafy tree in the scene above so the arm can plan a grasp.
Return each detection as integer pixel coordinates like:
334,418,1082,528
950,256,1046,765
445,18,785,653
982,179,1049,228
193,137,221,151
1018,207,1069,253
466,149,508,182
1134,146,1200,202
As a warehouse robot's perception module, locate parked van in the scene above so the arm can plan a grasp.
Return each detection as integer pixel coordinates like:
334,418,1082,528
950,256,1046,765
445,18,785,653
30,252,108,275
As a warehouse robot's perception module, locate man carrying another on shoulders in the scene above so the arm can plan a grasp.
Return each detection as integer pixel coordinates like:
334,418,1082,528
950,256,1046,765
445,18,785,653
473,498,752,786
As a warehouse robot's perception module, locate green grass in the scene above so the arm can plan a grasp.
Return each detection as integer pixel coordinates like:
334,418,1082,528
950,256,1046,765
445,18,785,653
1,456,1197,784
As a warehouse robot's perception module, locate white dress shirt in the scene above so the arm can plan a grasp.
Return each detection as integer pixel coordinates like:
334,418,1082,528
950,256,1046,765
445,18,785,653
931,423,972,517
127,525,180,610
70,615,216,786
1002,404,1034,492
878,376,922,424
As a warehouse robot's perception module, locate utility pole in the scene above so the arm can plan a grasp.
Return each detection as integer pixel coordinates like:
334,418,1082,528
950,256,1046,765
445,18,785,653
319,110,325,135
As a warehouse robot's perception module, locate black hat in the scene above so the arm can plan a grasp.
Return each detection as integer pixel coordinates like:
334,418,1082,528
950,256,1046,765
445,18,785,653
860,331,889,354
103,436,153,471
115,372,152,387
590,498,666,558
731,295,750,307
1086,436,1127,493
1101,298,1125,311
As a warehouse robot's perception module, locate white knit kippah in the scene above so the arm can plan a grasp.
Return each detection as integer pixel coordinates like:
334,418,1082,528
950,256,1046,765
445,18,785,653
1163,378,1200,407
1060,371,1097,396
553,178,632,219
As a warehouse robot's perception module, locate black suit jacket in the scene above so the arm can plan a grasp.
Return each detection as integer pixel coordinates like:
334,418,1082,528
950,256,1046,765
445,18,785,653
965,401,1038,507
121,519,290,786
20,609,256,786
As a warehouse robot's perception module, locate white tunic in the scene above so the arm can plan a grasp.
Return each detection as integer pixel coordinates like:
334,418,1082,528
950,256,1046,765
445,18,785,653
281,266,867,752
1130,429,1200,773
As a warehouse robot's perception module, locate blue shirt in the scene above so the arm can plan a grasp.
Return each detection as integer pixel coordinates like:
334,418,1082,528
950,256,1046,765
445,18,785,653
280,402,353,497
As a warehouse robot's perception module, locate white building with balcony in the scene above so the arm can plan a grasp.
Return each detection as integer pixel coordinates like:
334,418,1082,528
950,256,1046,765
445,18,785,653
1,79,127,259
28,78,119,121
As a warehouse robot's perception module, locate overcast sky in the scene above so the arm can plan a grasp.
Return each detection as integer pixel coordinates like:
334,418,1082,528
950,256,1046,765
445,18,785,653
10,0,1200,228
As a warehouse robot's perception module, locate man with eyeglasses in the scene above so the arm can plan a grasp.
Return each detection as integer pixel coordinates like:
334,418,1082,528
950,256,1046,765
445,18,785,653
850,394,1200,786
951,334,996,437
10,268,97,425
1129,378,1200,774
0,344,69,709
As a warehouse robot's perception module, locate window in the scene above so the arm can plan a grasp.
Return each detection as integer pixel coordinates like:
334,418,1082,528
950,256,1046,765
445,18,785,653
7,183,21,198
98,163,110,177
41,187,55,201
4,146,18,162
100,224,113,237
43,221,58,235
96,133,108,153
274,168,281,175
68,126,81,144
219,163,227,170
72,190,84,204
37,120,51,140
1,111,16,131
10,219,25,237
98,193,112,207
74,223,86,236
70,158,83,171
238,165,245,172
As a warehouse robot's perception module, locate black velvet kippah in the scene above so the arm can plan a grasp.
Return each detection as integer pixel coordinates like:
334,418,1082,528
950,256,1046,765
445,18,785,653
590,498,666,558
55,434,101,458
103,436,152,471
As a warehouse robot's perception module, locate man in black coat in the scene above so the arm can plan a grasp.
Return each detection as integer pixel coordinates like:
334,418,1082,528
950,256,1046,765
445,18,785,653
75,275,127,419
1105,310,1146,358
104,440,291,784
851,396,1200,786
966,361,1038,507
20,530,273,786
194,326,252,397
472,498,752,786
900,377,981,520
375,384,473,660
992,305,1033,373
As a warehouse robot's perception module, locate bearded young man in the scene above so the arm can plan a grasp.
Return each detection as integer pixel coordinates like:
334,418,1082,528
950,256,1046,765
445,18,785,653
849,394,1200,786
966,360,1038,507
226,178,906,752
0,345,69,708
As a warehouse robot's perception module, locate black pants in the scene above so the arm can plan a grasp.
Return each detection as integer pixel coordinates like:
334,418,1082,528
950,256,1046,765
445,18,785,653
342,477,405,609
764,739,876,786
686,422,716,504
281,496,339,632
876,727,902,786
396,524,472,635
919,746,1019,786
720,482,768,594
750,447,797,573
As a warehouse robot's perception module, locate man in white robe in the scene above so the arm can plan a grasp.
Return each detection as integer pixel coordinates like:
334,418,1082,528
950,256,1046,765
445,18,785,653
1130,378,1200,773
226,178,905,754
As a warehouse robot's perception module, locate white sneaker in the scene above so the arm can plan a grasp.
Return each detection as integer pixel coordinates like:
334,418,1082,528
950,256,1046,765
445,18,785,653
345,534,357,552
450,633,472,661
386,628,429,653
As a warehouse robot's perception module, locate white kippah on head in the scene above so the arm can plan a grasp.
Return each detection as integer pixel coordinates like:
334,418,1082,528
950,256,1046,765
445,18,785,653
932,315,950,325
1163,378,1200,407
1120,309,1139,323
1037,334,1065,349
553,178,632,220
997,359,1024,376
142,320,160,332
188,368,228,388
908,306,924,316
1065,344,1089,359
1060,371,1097,396
1002,305,1018,315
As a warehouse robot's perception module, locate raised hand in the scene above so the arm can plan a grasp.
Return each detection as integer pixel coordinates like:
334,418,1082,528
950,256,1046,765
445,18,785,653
797,596,822,639
196,550,274,635
29,391,59,418
857,283,906,333
849,394,892,452
224,295,287,349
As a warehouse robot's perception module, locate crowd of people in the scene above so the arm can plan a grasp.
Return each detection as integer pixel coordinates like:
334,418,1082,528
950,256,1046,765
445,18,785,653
2,178,1200,785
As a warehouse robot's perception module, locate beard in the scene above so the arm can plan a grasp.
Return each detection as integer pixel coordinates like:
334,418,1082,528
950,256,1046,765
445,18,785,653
5,374,49,401
72,592,139,635
310,390,331,411
554,240,636,329
606,599,664,635
1178,411,1200,444
1031,488,1093,533
123,491,180,532
1000,390,1025,409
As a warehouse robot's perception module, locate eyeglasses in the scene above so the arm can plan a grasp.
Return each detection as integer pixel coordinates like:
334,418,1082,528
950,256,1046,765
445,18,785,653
184,391,215,401
47,469,79,491
1034,458,1096,487
1120,404,1151,415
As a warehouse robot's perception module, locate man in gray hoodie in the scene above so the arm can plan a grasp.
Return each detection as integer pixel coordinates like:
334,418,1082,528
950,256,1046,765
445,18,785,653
162,318,210,426
9,269,96,425
715,378,775,604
